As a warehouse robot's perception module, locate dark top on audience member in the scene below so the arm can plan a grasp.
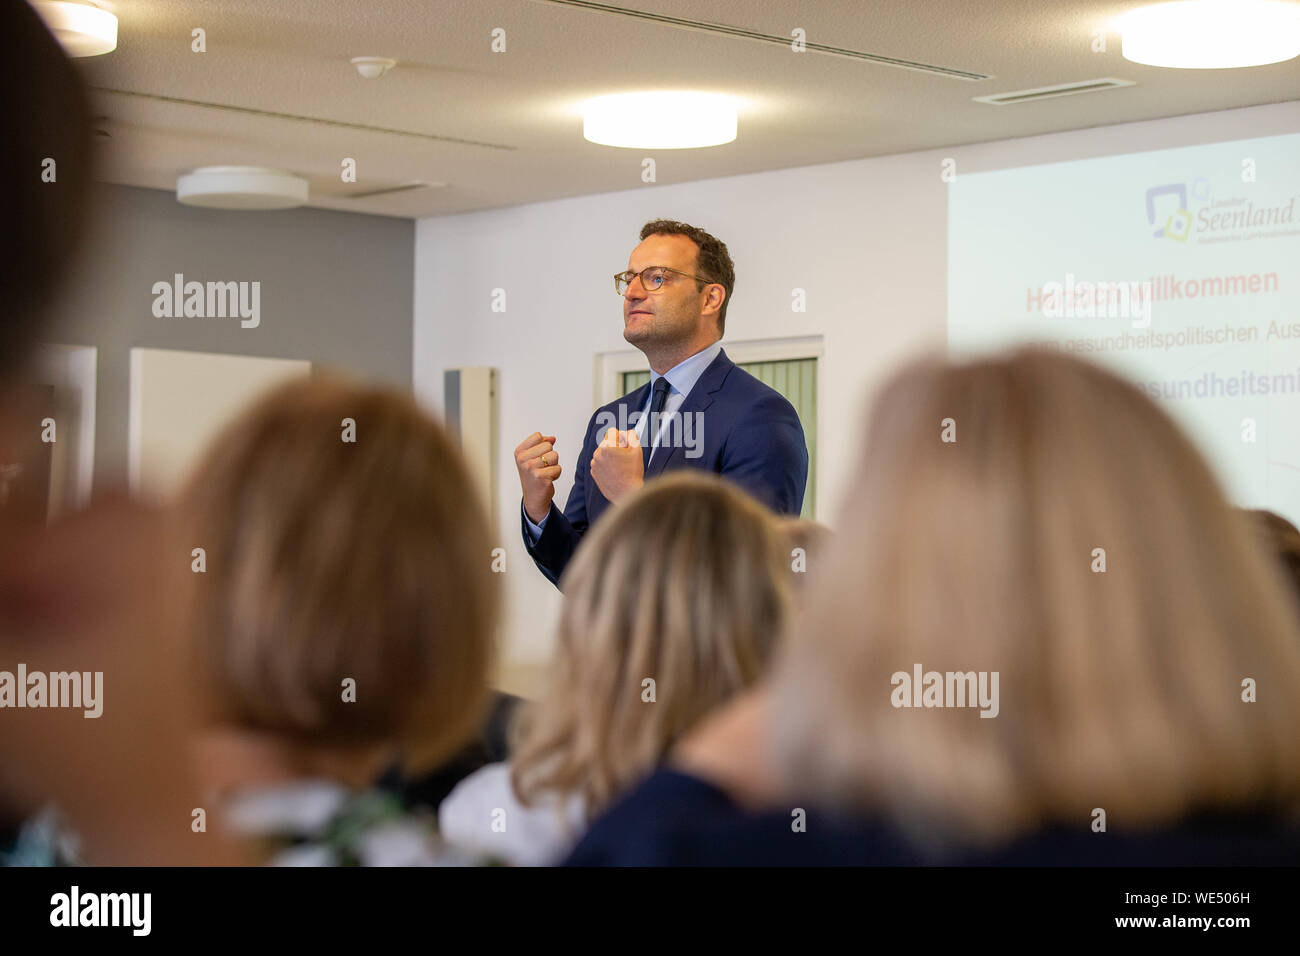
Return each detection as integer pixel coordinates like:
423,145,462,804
565,769,1300,866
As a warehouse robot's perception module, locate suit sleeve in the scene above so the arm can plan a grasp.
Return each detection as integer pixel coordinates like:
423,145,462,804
521,415,598,589
718,391,809,516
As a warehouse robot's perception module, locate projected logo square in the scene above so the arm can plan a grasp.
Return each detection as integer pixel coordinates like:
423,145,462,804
1164,209,1192,242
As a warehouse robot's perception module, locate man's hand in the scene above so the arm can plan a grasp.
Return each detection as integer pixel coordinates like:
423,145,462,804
515,431,561,524
590,428,645,504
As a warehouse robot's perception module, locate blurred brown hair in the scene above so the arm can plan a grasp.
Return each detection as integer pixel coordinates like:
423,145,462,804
773,348,1300,843
1246,509,1300,606
512,470,790,817
179,377,497,773
1,2,94,378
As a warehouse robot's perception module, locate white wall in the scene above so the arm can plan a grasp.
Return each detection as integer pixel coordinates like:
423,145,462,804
414,99,1300,687
127,348,311,503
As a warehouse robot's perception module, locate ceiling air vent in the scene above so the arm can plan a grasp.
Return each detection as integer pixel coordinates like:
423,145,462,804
338,181,444,200
533,0,991,80
973,78,1135,105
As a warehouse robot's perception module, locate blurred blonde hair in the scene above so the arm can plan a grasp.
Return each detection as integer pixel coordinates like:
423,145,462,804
179,376,497,773
512,470,790,816
772,348,1300,843
776,516,833,593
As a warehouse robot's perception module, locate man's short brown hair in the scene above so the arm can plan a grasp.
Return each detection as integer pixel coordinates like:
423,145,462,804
640,219,735,337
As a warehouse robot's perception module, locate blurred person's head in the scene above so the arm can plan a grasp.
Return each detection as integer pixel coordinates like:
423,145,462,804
0,1,95,520
0,0,119,853
772,348,1300,845
1245,509,1300,608
0,1,94,384
180,377,498,787
512,470,790,816
776,516,833,596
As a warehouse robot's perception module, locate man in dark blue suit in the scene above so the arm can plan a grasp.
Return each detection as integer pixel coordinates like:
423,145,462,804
514,220,808,588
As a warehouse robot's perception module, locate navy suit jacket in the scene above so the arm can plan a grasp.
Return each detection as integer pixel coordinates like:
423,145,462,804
523,347,809,588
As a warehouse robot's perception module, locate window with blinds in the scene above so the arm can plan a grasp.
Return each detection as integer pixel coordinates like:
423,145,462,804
620,357,817,518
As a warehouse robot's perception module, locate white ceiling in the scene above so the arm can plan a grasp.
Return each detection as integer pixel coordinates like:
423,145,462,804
73,0,1300,218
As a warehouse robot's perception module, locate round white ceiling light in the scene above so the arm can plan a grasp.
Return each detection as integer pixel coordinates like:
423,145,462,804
350,56,397,79
583,91,738,149
1119,0,1300,69
34,1,118,57
176,167,309,210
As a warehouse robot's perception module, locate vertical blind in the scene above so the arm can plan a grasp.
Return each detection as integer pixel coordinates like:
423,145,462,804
620,357,817,518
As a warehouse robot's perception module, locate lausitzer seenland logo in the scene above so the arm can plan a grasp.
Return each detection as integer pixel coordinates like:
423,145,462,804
152,273,260,328
1145,178,1209,242
1145,177,1297,244
891,663,999,718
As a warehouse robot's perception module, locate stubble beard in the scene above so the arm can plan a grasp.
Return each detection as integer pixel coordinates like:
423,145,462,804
625,309,695,363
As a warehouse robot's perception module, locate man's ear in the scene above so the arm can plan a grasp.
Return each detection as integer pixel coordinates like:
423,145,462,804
702,284,724,316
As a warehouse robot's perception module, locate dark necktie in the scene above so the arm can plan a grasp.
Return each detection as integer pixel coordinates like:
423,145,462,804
643,377,671,470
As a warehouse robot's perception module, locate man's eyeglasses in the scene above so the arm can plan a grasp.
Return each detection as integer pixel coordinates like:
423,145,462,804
614,266,712,295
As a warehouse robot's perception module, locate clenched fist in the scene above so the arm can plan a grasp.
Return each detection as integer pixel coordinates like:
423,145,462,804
515,431,561,524
590,428,645,505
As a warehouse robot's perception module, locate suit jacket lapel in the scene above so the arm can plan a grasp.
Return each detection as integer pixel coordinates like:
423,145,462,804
645,348,733,478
